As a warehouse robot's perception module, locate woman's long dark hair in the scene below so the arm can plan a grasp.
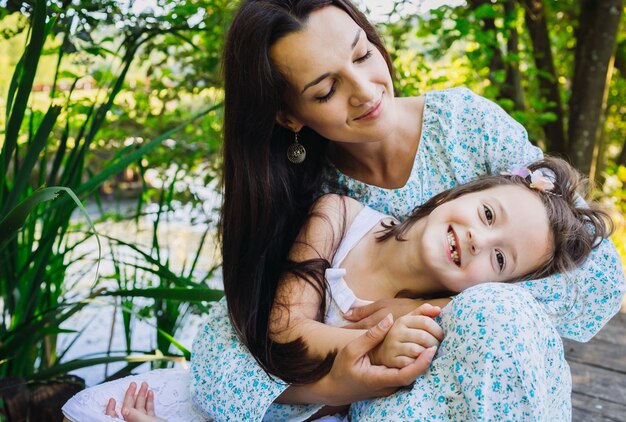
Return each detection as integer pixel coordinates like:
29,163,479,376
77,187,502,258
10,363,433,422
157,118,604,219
220,0,393,383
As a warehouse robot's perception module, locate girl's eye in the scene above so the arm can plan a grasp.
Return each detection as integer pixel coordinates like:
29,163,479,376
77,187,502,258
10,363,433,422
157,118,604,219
355,49,373,64
496,250,505,271
483,205,494,224
316,83,336,103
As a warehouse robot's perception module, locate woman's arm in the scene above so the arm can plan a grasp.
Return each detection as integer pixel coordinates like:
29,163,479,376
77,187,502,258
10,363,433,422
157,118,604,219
275,314,437,406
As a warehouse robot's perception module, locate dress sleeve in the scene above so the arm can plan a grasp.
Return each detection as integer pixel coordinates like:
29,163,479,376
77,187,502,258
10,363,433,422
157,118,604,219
463,88,626,341
190,298,322,421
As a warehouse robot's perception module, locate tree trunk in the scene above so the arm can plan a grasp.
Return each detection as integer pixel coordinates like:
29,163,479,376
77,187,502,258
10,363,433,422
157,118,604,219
568,0,623,176
522,0,567,154
504,0,525,110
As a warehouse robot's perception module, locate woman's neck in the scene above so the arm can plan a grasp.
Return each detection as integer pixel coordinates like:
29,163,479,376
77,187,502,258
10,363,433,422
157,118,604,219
328,96,425,189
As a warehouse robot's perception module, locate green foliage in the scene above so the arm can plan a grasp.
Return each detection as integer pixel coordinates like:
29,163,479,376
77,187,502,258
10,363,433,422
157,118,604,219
0,0,223,384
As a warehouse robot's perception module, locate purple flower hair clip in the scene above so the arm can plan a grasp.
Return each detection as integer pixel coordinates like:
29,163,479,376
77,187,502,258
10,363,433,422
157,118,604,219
501,166,557,194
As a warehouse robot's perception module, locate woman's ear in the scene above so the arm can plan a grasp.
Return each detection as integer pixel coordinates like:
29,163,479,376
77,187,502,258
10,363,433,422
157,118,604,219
276,110,303,133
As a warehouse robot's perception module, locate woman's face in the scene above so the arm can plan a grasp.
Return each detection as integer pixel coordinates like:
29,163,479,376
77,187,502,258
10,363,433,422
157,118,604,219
415,185,552,292
270,6,395,144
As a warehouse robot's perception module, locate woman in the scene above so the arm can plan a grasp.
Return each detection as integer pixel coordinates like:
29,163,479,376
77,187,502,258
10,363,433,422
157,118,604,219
194,1,624,421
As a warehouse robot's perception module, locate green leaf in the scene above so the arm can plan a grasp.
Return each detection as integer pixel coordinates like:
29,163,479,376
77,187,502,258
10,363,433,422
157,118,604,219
0,187,63,241
102,287,224,302
2,105,61,214
157,328,190,360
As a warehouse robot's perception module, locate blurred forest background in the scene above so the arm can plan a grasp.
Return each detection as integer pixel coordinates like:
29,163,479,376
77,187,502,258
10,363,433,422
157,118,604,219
0,0,624,419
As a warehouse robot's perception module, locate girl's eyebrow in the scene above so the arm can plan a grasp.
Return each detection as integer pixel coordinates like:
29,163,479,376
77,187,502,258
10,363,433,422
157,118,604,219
300,29,363,94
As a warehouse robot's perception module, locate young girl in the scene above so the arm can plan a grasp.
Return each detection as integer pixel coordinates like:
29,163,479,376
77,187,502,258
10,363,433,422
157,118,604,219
267,157,612,385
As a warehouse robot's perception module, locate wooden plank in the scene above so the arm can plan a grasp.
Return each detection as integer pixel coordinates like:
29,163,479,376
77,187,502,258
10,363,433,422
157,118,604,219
572,391,626,422
569,360,626,406
564,337,626,374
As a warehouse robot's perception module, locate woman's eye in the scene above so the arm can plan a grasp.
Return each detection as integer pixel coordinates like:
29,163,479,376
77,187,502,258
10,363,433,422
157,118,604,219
354,49,373,64
483,205,494,224
496,250,505,271
316,83,336,103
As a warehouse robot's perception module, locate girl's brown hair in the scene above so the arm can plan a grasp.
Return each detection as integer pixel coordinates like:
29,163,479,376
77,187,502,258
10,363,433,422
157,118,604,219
378,157,613,281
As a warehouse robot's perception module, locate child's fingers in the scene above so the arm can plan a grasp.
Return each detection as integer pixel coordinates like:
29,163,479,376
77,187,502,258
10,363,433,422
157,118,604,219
105,398,119,418
391,355,419,369
409,304,442,318
396,342,428,359
135,382,149,412
392,346,437,386
401,327,441,349
146,390,156,416
122,382,138,410
398,315,444,341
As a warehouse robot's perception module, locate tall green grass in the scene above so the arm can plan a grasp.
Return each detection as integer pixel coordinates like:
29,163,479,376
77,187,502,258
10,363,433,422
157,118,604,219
0,0,223,382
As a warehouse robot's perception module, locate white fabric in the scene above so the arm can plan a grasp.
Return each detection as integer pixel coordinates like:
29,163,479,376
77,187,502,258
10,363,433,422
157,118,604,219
62,368,206,422
324,205,387,326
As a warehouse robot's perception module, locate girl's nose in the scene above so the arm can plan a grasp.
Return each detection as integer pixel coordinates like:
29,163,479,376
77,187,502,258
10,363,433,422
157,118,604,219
468,228,496,255
467,229,480,255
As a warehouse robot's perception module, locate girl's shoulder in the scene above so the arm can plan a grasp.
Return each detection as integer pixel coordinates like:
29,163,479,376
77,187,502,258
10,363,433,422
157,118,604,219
311,194,364,227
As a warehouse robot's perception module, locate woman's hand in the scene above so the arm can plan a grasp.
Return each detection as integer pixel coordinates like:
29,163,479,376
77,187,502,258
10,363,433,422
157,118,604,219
277,313,437,406
105,381,167,422
368,305,444,368
343,297,452,329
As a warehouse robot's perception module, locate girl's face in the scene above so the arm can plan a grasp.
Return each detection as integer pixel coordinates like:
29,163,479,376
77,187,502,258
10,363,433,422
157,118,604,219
415,185,552,292
270,6,395,144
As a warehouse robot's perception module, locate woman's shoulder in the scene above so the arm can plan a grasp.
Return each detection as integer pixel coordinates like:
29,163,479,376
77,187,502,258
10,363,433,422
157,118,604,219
422,86,474,102
423,86,511,120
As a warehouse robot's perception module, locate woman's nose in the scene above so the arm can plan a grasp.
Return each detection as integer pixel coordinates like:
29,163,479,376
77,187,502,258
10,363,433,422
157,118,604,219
348,73,376,107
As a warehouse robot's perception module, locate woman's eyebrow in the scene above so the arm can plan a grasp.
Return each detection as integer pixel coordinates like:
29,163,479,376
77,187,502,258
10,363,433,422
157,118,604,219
300,29,363,94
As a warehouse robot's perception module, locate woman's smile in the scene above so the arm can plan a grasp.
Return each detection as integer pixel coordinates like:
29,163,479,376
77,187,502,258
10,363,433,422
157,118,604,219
354,94,384,121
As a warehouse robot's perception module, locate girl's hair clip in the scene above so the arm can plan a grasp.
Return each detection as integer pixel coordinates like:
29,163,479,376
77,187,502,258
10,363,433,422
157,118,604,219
501,166,558,195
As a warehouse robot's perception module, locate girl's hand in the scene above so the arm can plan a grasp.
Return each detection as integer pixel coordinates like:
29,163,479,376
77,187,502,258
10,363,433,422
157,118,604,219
278,313,437,406
105,381,167,422
368,305,444,368
343,298,452,329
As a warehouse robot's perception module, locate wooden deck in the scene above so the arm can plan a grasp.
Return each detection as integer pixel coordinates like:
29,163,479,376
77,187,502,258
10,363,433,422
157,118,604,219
565,311,626,421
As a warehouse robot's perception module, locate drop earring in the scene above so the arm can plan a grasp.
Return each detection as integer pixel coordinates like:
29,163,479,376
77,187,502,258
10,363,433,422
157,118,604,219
287,131,306,164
